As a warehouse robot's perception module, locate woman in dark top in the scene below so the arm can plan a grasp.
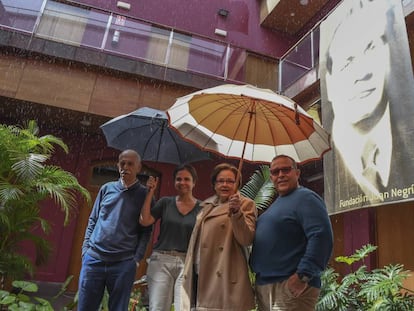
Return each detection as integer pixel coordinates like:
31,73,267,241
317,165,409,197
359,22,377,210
140,164,201,311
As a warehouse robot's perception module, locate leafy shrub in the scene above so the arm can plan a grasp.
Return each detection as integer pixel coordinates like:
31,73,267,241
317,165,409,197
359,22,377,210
317,244,414,311
0,277,73,311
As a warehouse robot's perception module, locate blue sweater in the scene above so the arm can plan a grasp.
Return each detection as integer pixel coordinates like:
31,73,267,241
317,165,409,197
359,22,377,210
82,179,152,262
250,186,333,288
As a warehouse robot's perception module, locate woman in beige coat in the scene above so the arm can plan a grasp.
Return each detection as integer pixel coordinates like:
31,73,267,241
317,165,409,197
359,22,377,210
181,163,257,311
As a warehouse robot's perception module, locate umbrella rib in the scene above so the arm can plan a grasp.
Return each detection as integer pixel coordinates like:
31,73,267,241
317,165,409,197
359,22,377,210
290,102,320,158
236,100,256,180
142,120,164,159
167,125,186,163
103,107,211,164
180,95,237,149
214,96,256,155
218,97,253,156
289,111,320,157
261,104,279,159
274,105,302,160
107,124,148,144
156,123,165,162
167,85,330,164
266,104,319,160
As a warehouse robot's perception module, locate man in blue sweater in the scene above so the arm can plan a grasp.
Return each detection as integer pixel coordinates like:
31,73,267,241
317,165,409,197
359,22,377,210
250,155,333,310
78,149,153,311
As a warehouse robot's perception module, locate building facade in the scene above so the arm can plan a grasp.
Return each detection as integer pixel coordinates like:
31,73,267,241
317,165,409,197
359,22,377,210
1,0,414,292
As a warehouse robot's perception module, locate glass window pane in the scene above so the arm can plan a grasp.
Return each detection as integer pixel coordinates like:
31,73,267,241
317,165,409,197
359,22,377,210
226,46,247,82
0,0,43,32
146,26,170,65
187,37,227,77
36,1,107,48
104,17,167,63
169,32,191,70
245,53,278,91
280,33,313,90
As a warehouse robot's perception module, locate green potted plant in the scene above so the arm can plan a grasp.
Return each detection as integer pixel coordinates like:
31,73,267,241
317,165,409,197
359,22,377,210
0,120,91,289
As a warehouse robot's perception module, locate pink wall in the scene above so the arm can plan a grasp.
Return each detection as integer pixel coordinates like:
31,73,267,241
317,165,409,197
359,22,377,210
71,0,295,58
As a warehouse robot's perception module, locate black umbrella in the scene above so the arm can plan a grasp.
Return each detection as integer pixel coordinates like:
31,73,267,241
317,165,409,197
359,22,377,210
100,107,210,165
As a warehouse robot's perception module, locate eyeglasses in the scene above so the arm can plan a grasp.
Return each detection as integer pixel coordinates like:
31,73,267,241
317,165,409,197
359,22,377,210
215,179,236,185
270,167,294,176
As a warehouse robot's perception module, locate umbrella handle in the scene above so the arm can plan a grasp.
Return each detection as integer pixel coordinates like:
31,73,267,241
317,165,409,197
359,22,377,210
228,169,242,217
228,191,241,217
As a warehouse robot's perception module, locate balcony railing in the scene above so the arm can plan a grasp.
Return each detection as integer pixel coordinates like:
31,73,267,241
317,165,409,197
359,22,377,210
0,0,255,87
11,0,409,95
279,27,320,98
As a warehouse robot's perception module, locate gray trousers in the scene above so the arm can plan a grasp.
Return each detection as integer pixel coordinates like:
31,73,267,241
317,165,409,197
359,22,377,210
147,250,186,311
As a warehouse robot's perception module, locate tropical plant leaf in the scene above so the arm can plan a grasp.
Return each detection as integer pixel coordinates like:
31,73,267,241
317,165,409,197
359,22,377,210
10,153,47,182
240,165,276,210
318,245,414,310
0,121,91,284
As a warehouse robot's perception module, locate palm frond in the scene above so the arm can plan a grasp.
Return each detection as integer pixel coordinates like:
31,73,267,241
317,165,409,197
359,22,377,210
11,153,47,182
0,181,24,205
0,252,34,281
35,166,91,224
0,120,91,281
240,165,276,210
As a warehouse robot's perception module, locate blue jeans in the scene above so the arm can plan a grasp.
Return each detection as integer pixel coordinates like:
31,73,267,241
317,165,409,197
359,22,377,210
78,253,136,311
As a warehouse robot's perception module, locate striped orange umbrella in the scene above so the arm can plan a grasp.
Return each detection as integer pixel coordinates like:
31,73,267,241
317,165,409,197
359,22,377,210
167,84,331,179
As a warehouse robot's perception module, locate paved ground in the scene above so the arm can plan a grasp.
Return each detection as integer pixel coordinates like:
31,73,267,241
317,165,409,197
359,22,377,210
28,281,77,310
29,281,149,310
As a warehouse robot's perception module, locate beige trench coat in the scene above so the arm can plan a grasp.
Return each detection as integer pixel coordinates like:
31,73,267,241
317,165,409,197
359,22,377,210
181,194,257,311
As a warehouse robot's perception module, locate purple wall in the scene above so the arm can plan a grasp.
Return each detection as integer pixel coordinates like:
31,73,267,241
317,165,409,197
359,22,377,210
70,0,295,58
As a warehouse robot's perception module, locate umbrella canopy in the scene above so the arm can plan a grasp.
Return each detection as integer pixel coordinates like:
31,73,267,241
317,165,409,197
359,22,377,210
100,107,210,165
167,84,331,168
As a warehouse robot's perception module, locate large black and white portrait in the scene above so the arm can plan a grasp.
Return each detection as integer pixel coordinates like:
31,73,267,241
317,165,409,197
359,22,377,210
320,0,414,213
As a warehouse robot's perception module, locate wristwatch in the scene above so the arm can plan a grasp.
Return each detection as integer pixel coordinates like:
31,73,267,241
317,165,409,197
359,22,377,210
297,272,312,283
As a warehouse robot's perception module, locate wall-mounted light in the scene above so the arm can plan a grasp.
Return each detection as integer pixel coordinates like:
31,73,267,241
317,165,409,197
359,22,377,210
218,8,229,17
117,1,131,10
214,28,227,37
300,0,309,5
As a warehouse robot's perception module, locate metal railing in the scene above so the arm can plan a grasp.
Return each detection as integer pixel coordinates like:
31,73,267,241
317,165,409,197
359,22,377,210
279,27,320,96
9,0,401,94
0,0,248,84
